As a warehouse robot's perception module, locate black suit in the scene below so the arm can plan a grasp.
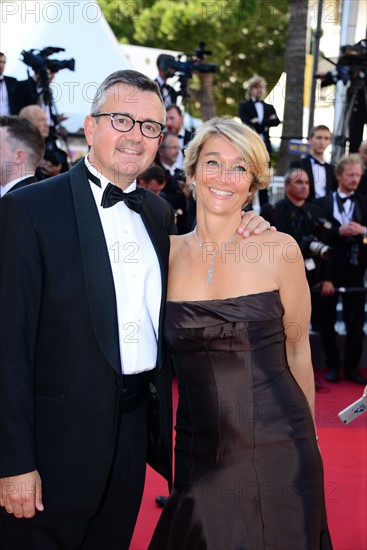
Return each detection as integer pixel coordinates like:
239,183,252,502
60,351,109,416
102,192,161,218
181,128,194,147
5,175,37,194
289,155,337,201
154,78,178,106
0,75,18,114
14,77,57,125
238,99,280,155
0,160,174,548
314,192,367,376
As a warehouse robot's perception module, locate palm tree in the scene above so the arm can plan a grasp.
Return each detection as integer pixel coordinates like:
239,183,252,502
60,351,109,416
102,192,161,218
276,0,309,175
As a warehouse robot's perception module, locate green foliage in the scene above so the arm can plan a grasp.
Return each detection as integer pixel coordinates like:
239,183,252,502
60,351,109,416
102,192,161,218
98,0,288,117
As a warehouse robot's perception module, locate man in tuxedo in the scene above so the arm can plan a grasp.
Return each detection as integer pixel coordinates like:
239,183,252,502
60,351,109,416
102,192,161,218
238,75,280,205
165,104,194,170
0,70,270,549
0,115,44,197
315,154,367,385
238,75,280,157
0,70,176,550
289,125,337,201
0,52,18,116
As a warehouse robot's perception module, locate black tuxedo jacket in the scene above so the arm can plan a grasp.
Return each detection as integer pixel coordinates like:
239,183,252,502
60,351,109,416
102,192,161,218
14,77,56,124
238,100,280,154
181,129,194,146
13,76,38,113
2,75,18,114
8,175,37,193
261,197,322,243
154,78,178,106
314,192,367,283
289,155,337,201
0,160,175,515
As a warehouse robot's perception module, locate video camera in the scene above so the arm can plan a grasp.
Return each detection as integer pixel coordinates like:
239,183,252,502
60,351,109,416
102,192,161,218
158,42,217,98
21,47,75,87
319,42,367,86
301,218,333,260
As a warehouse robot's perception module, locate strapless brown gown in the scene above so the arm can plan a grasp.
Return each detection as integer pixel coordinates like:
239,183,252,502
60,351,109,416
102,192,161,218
149,291,333,550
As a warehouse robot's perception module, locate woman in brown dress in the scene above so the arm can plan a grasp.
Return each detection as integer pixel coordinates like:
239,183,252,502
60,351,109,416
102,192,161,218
149,117,333,550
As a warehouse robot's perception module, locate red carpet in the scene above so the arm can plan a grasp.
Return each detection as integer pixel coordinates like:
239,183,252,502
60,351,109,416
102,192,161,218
131,376,367,550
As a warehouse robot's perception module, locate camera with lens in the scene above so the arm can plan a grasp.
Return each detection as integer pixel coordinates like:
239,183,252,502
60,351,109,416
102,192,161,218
158,42,217,98
301,218,333,260
318,42,367,86
21,47,75,88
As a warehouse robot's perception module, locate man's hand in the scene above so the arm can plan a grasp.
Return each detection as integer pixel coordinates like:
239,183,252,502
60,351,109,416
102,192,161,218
237,210,276,238
319,281,335,297
0,470,44,518
339,222,365,237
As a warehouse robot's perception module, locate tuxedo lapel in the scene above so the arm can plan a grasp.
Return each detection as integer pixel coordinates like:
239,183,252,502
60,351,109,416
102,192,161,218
69,160,121,375
248,101,258,118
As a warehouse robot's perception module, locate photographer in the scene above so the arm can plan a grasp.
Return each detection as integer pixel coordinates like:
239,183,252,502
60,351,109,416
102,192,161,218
14,48,74,164
154,54,178,106
314,154,367,385
318,31,367,153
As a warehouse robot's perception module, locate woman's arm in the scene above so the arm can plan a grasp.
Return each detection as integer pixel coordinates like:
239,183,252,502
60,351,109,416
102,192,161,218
276,237,315,420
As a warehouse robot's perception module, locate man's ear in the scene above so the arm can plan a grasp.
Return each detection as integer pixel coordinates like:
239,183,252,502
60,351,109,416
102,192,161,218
15,149,26,165
84,115,96,146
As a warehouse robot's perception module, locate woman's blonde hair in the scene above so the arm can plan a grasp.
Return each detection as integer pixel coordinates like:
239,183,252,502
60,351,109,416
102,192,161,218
184,116,270,204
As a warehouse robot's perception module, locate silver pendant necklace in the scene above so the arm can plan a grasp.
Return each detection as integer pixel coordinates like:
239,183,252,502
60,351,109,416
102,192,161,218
193,227,238,287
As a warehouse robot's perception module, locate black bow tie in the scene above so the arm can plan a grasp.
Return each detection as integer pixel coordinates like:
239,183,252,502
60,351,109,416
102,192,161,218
85,165,144,212
338,194,354,204
101,183,144,212
310,155,325,166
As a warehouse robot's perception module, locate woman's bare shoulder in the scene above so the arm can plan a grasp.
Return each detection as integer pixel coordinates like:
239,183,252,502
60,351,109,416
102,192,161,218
254,230,297,246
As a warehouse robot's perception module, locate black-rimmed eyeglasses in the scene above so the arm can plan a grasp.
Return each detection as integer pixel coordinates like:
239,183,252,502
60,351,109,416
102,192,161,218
92,113,165,139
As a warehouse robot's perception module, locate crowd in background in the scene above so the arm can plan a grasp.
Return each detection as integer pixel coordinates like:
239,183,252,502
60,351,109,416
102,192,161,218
1,48,367,387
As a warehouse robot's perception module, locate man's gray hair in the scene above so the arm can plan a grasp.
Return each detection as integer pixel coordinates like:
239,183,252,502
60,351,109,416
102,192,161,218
90,70,165,117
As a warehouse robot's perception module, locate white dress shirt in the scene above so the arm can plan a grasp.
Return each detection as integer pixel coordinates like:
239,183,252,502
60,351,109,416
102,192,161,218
253,98,264,124
333,191,355,225
310,157,327,198
85,157,162,374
